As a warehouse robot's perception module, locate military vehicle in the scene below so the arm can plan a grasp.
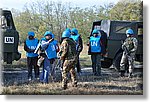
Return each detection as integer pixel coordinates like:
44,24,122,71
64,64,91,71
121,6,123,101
0,9,21,64
90,20,143,70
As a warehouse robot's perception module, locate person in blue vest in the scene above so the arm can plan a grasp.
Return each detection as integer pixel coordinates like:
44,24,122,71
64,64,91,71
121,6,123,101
24,31,39,81
70,28,83,74
88,29,102,76
39,31,57,83
50,33,59,81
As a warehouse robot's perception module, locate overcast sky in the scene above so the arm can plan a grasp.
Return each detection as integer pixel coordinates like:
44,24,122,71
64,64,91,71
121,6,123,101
0,0,120,11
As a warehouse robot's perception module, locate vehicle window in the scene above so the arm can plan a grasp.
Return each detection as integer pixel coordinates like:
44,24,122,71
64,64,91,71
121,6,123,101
114,26,130,34
0,14,13,29
94,25,101,30
0,16,7,28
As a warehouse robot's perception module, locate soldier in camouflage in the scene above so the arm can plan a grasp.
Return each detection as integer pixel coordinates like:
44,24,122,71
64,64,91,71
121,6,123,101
59,30,77,90
120,29,138,78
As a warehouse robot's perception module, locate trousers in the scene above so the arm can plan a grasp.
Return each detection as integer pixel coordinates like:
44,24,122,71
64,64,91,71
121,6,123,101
91,54,101,75
40,57,52,83
62,59,77,87
120,52,135,74
27,56,39,79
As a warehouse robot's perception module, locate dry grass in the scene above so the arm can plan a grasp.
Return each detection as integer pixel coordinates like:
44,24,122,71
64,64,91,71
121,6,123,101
1,45,143,95
2,72,143,95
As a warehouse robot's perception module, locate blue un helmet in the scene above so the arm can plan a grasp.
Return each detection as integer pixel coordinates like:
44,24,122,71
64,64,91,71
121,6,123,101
126,29,134,35
92,29,99,35
28,31,35,37
65,28,71,33
62,31,71,38
44,31,52,37
71,28,78,35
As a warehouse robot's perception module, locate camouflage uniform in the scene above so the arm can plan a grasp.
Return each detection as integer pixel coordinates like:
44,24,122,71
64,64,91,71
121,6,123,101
60,38,77,89
120,36,138,77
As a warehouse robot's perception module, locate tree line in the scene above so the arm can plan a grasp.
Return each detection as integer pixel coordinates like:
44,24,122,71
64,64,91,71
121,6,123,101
11,0,143,44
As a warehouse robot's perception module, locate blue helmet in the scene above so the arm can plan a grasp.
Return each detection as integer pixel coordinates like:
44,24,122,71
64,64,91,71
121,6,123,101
71,28,78,35
28,31,35,37
62,31,71,38
44,31,52,37
65,28,71,33
92,29,98,34
126,29,134,35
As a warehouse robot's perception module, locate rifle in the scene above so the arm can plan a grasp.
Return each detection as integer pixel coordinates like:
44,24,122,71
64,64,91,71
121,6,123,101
34,38,54,54
121,41,133,62
121,41,130,56
122,45,130,56
34,42,41,54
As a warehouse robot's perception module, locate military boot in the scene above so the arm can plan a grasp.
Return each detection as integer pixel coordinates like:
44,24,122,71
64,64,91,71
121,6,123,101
72,82,77,87
128,73,133,78
62,85,67,90
120,70,125,77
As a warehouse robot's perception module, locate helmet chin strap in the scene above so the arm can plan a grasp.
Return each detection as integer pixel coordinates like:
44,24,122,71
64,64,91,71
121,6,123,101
72,32,77,35
126,34,130,37
126,34,133,37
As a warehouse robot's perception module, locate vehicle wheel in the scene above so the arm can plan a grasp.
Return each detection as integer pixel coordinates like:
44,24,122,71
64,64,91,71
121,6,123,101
114,52,129,71
113,52,123,71
7,53,12,64
101,58,112,68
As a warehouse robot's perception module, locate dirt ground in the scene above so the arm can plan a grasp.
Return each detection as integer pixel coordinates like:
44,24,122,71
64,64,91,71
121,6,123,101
1,45,143,95
2,65,143,95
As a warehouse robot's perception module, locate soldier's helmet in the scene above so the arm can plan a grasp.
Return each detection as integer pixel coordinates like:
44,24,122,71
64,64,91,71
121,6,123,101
44,31,52,37
71,28,78,35
126,29,134,35
92,29,99,35
28,31,35,37
65,28,71,33
62,31,71,38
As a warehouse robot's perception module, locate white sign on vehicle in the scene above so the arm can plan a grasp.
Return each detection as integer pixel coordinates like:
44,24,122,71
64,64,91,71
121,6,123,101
4,37,14,43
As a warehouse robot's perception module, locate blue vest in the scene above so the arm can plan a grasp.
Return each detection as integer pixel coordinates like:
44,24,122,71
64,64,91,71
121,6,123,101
41,38,57,59
70,34,80,50
26,38,39,57
53,40,58,46
90,36,101,53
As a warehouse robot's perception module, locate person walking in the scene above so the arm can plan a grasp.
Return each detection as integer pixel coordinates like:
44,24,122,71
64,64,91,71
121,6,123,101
59,30,77,90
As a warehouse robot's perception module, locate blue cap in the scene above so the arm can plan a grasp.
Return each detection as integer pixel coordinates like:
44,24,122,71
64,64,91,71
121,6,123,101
65,28,71,33
44,31,52,37
62,31,71,38
126,29,134,35
92,29,99,34
28,31,35,36
71,28,78,34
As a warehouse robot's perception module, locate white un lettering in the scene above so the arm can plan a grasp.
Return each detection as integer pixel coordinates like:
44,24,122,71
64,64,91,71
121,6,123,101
91,41,97,46
29,46,36,49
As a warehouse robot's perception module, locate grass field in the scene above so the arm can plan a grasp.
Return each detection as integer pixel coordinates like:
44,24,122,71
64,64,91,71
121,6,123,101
1,45,143,95
2,73,142,95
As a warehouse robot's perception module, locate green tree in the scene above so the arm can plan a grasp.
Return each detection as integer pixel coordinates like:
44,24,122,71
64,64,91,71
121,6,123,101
109,0,142,21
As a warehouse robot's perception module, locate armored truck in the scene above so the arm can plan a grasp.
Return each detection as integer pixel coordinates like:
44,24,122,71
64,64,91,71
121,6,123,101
0,9,21,64
90,20,143,69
